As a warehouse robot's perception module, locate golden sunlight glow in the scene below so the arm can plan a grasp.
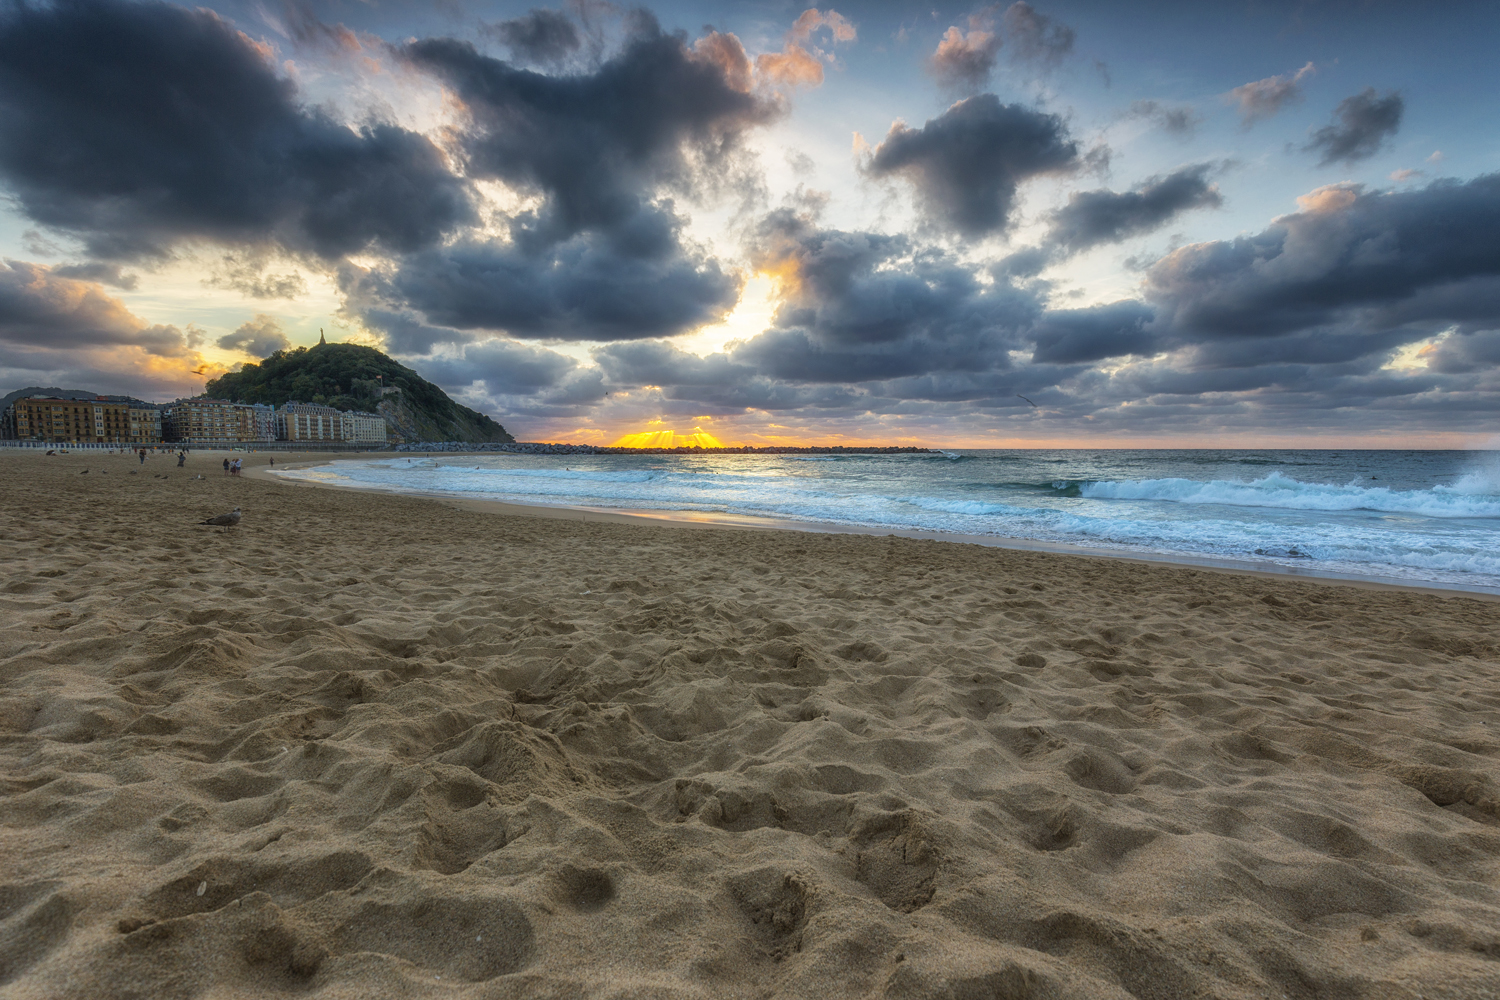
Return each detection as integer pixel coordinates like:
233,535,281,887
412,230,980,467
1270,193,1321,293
674,272,782,355
610,428,726,448
1383,330,1451,371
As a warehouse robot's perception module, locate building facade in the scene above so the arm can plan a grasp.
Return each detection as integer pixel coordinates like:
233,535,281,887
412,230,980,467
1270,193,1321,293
129,406,163,443
277,402,342,442
342,410,388,444
3,396,163,444
163,399,273,444
3,394,389,446
250,404,277,442
277,402,387,444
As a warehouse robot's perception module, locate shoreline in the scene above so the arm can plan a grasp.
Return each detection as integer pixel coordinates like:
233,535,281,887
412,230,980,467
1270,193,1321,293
253,453,1500,602
6,445,1500,998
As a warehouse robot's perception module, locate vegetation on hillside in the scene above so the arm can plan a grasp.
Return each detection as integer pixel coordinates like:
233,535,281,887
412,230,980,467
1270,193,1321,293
204,342,513,443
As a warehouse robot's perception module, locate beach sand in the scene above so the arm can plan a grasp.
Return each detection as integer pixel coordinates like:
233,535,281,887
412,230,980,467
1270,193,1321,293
2,448,1498,999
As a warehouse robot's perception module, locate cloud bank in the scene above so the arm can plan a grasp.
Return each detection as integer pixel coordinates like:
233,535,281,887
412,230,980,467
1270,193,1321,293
0,0,1490,444
0,0,472,261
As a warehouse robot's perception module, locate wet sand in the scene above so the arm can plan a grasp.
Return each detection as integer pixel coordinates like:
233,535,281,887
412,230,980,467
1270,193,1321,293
2,447,1498,998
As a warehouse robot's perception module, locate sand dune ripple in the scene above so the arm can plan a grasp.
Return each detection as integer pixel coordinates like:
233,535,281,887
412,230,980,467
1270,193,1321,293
2,452,1499,998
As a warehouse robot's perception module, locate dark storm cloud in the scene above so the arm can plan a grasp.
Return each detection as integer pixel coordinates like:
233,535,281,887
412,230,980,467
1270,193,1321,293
1426,330,1500,374
592,339,864,410
1028,301,1156,364
1182,326,1419,371
402,20,779,241
485,8,582,65
387,15,774,342
729,209,1042,382
1304,88,1404,166
0,260,189,355
594,339,749,387
1146,174,1500,350
51,262,138,290
0,0,472,260
581,174,1500,436
217,314,291,357
416,337,581,398
389,218,741,341
337,258,583,400
336,262,609,407
336,263,475,356
576,208,1054,399
864,95,1078,237
1044,163,1222,256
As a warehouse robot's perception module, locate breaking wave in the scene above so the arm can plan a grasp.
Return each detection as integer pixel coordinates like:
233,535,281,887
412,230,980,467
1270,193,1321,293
1077,471,1500,518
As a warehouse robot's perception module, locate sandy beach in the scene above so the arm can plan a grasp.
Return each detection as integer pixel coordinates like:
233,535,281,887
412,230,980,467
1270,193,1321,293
2,447,1499,999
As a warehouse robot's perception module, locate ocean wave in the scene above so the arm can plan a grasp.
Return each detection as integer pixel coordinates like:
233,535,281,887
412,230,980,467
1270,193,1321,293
1078,471,1500,518
1040,509,1500,577
285,454,1500,590
905,496,1032,517
1440,456,1500,496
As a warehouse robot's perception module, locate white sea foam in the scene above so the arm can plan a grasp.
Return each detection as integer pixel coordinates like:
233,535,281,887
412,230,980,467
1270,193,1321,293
275,453,1500,591
1441,452,1500,496
906,497,1030,517
1079,471,1500,518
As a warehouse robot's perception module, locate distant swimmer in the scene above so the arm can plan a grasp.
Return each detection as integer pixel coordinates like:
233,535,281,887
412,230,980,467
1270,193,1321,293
1016,394,1038,407
198,507,241,531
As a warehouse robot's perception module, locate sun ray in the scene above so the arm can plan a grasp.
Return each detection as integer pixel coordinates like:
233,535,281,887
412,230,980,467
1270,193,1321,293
610,427,726,448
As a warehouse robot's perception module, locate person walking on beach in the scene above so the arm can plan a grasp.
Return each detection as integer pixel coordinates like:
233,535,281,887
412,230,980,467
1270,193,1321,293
138,448,146,465
177,451,185,468
223,458,230,475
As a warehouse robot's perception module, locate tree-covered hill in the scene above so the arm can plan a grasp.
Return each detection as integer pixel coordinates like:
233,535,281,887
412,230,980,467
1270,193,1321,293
204,342,513,443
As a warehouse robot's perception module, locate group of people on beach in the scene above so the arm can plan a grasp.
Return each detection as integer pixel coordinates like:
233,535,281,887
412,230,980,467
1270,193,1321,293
222,457,242,476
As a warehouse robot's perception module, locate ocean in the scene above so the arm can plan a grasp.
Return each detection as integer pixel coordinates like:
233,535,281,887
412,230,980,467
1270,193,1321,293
275,449,1500,594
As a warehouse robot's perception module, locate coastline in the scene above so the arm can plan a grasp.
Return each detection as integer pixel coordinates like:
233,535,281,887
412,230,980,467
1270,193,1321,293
5,445,1500,998
253,453,1500,601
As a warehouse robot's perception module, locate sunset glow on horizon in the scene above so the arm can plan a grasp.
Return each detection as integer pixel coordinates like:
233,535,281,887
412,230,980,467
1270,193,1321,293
610,428,727,449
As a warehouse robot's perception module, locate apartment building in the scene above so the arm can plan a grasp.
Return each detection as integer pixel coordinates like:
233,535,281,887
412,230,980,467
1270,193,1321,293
129,406,163,443
162,399,274,444
249,404,277,442
3,396,162,444
4,393,387,446
278,402,387,444
342,410,388,444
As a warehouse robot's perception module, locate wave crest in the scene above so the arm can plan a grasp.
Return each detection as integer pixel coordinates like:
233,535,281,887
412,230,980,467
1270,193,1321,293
1079,471,1500,518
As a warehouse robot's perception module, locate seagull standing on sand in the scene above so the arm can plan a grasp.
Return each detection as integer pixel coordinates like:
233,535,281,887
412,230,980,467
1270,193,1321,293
198,507,241,531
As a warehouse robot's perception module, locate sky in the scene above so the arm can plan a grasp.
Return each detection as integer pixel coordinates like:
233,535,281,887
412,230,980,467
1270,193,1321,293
0,0,1497,447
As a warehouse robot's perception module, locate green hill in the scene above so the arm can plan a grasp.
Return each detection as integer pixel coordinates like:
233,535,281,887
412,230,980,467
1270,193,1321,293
204,342,513,444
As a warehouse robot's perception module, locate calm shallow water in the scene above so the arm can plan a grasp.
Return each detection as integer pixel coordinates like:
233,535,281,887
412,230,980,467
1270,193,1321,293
277,449,1500,593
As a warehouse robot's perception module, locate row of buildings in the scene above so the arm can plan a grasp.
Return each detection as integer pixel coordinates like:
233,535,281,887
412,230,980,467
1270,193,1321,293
1,396,388,446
